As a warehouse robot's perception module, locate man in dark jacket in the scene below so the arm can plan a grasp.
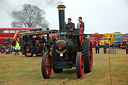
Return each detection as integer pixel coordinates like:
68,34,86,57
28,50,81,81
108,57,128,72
66,18,75,32
78,17,85,31
103,41,107,54
125,42,128,54
94,40,100,54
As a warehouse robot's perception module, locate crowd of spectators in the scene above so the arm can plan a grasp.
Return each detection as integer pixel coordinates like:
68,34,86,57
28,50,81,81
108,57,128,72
0,41,20,55
0,46,14,54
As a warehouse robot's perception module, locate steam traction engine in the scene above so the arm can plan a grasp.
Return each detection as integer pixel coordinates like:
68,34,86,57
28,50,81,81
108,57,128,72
41,5,93,79
13,29,58,57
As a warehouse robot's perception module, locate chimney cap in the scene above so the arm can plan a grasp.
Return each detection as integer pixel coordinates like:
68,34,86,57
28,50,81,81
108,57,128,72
57,5,66,10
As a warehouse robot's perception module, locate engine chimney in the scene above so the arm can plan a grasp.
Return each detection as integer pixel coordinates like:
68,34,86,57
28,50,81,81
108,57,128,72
57,5,66,35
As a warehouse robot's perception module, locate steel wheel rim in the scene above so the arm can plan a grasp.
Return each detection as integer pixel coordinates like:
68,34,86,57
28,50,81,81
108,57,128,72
45,54,52,77
80,54,84,77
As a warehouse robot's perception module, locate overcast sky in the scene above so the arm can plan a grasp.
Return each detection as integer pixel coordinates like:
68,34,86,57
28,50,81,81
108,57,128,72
0,0,128,34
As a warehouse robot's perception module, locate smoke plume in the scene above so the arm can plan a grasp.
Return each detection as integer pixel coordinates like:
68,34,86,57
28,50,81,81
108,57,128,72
46,0,64,7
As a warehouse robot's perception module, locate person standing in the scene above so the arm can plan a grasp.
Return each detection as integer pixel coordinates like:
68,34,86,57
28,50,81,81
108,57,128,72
5,47,10,54
14,41,20,55
94,40,100,54
9,46,14,54
78,17,85,31
125,42,128,54
0,46,1,53
66,18,75,32
103,41,107,54
1,46,4,54
4,46,6,53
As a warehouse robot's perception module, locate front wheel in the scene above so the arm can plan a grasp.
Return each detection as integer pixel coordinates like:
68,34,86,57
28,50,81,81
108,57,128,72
35,46,48,56
76,52,84,78
41,52,52,79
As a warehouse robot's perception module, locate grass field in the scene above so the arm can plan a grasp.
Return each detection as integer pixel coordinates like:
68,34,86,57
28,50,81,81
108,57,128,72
0,48,128,85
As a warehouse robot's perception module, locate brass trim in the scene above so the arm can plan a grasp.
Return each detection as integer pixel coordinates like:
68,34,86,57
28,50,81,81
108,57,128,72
56,40,66,43
56,49,67,54
57,5,66,10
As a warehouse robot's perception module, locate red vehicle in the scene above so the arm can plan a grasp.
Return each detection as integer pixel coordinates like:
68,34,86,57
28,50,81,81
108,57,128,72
89,34,103,47
0,27,40,46
88,37,96,47
120,34,128,49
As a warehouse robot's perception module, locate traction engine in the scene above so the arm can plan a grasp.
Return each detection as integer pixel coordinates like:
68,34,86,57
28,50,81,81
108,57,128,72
41,5,93,79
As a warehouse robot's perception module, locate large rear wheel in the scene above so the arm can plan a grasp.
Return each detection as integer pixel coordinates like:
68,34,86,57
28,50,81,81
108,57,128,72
82,39,93,73
24,42,34,57
76,52,84,78
41,52,52,79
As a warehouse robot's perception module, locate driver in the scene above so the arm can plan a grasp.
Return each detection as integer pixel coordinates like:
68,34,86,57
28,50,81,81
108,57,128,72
66,18,75,32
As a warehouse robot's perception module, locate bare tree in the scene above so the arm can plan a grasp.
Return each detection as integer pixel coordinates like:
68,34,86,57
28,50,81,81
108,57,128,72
11,4,49,28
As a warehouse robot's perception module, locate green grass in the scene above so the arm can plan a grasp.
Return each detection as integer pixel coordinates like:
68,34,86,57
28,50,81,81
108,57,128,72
0,48,128,85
